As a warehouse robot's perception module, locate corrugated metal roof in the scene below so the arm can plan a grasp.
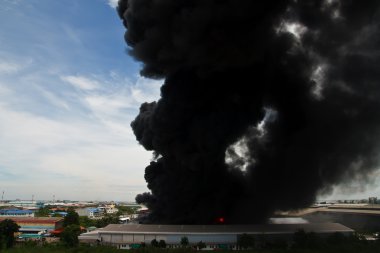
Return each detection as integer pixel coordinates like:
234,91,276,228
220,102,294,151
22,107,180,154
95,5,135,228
99,223,353,235
0,217,63,224
0,209,33,214
280,207,380,217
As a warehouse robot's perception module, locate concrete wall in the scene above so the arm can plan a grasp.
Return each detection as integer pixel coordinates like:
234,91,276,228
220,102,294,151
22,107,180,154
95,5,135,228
100,233,238,250
166,234,236,244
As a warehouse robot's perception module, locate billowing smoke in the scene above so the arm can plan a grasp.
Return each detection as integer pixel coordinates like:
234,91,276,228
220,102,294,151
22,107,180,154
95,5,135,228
117,0,380,224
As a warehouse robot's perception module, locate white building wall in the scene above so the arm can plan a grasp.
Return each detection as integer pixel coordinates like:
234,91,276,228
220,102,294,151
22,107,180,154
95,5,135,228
166,234,236,244
156,235,167,242
144,235,155,243
123,234,134,242
133,235,144,242
100,233,236,245
112,234,123,243
106,208,118,214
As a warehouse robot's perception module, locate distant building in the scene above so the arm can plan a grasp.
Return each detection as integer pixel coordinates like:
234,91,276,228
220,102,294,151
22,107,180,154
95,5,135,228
52,211,68,217
7,200,44,209
0,209,34,217
79,223,353,250
98,205,118,215
0,217,63,233
76,208,103,219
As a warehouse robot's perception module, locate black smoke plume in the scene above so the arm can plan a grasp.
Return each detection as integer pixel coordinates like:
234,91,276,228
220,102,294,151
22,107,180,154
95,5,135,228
118,0,380,224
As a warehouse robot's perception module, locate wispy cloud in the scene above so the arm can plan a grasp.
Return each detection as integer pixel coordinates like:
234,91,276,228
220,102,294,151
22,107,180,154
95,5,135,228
0,62,21,74
0,66,160,200
0,52,33,74
61,75,100,91
131,77,162,103
35,86,71,111
0,0,22,12
0,0,160,201
61,24,83,46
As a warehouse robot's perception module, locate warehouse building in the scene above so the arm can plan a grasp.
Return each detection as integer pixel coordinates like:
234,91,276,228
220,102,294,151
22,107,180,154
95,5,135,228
79,223,353,250
0,209,34,217
7,200,44,209
0,217,63,234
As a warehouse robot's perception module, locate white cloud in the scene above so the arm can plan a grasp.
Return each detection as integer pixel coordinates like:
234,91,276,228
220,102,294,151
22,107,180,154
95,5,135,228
0,62,21,74
84,94,133,115
0,84,11,96
0,0,156,201
0,70,161,201
0,101,151,201
131,77,162,103
72,74,162,140
61,75,100,91
107,0,119,8
37,87,71,111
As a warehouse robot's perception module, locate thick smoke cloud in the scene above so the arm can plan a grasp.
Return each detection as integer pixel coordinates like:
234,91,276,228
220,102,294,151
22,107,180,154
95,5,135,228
118,0,380,224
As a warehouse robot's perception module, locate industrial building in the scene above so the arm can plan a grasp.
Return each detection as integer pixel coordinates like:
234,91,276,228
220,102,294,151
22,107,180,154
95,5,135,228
98,205,118,214
0,209,34,217
76,207,103,219
7,200,44,209
79,223,353,250
0,217,63,234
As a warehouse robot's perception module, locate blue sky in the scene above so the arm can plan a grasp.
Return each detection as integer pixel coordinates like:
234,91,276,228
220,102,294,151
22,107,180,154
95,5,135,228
0,0,162,201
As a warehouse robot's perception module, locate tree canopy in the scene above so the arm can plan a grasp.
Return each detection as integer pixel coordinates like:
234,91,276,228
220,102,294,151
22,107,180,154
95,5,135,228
237,233,255,249
60,224,81,248
0,219,20,248
34,206,51,217
180,236,189,247
63,207,79,227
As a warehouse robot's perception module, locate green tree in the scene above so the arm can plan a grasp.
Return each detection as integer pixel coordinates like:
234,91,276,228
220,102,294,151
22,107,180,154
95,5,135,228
197,241,206,250
63,207,79,227
117,206,138,215
151,238,159,247
60,224,81,247
95,214,119,228
180,236,189,247
293,229,308,248
34,206,51,217
293,230,322,249
79,216,95,228
0,219,20,249
326,232,346,245
237,233,255,249
158,240,166,248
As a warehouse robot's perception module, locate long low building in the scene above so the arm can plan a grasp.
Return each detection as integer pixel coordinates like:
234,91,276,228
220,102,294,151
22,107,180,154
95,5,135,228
79,223,353,250
0,217,63,233
0,209,34,217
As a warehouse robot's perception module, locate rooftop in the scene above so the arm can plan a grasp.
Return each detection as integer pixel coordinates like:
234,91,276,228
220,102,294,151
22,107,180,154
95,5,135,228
282,207,380,217
99,223,353,235
0,209,33,214
0,217,63,224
